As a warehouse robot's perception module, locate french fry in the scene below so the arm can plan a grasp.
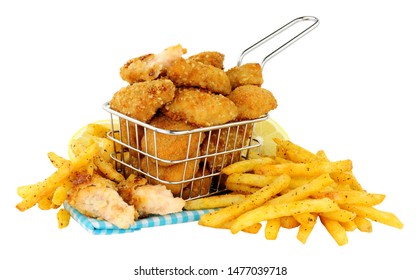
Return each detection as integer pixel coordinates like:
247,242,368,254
48,152,68,168
184,193,246,210
17,182,43,199
231,198,339,234
353,216,372,232
280,216,300,229
296,214,318,244
265,218,281,240
274,138,321,163
225,173,276,187
225,182,260,194
199,174,291,228
221,157,276,175
57,208,71,229
340,220,358,232
320,216,348,246
93,155,124,182
16,160,72,212
268,173,334,205
254,160,353,177
341,204,403,229
319,209,356,223
313,190,385,206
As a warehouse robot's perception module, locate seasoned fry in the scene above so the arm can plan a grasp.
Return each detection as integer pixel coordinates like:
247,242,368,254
231,198,339,234
319,209,357,223
254,160,353,177
93,155,125,183
225,173,276,187
274,138,321,163
48,152,68,168
221,157,276,175
320,216,349,246
296,213,317,244
340,204,403,229
280,216,300,229
265,218,281,240
353,216,372,232
199,174,290,227
57,208,71,229
268,173,334,205
313,190,385,206
225,183,260,194
184,193,246,210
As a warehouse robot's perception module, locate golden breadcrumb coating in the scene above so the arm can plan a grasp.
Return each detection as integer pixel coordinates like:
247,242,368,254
228,85,277,120
110,79,176,123
226,63,264,90
167,58,231,95
188,51,225,69
163,88,238,127
141,114,205,166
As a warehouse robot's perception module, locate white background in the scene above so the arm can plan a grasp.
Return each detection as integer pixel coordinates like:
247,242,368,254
1,0,419,279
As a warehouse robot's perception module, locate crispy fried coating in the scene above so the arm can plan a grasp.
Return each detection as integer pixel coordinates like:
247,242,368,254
110,79,176,123
181,167,212,199
140,157,201,196
167,58,231,95
141,114,205,166
163,88,238,127
120,44,187,84
201,124,253,171
226,63,264,90
188,51,225,69
228,85,277,120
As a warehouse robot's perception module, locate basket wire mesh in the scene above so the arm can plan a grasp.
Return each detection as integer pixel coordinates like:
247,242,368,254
103,16,318,200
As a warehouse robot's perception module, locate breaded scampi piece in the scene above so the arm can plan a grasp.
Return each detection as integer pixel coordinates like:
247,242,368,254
163,88,238,127
141,114,205,166
140,157,201,196
120,44,187,84
187,51,225,69
68,173,137,229
201,124,253,171
228,85,277,120
167,57,231,95
110,79,176,123
226,63,264,90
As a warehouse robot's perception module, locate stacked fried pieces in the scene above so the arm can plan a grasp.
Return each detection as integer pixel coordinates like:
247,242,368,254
110,44,278,197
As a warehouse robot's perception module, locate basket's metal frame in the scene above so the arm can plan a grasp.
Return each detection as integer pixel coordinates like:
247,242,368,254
238,16,319,68
103,16,319,200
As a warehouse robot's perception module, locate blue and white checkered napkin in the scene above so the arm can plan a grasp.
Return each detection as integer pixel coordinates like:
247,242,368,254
63,201,215,235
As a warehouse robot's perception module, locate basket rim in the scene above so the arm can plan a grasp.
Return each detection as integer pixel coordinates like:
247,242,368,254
102,101,269,135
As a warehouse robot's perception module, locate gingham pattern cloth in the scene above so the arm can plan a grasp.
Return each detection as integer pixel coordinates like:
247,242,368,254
63,201,216,235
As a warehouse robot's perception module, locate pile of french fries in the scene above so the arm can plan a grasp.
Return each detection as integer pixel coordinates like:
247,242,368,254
185,138,403,245
16,122,122,229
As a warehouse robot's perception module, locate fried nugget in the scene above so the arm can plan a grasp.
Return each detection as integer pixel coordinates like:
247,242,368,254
120,44,187,84
188,51,225,69
228,85,277,120
226,63,264,90
141,114,205,166
201,124,253,171
163,88,238,127
110,79,176,123
167,57,231,95
181,167,213,199
140,157,201,196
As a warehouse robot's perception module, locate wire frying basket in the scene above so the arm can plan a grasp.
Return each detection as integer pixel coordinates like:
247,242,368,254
103,16,319,200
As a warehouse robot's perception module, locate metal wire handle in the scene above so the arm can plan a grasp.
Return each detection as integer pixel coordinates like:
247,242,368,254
237,16,319,68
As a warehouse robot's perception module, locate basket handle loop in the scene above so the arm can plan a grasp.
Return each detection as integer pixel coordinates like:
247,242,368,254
237,16,319,68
